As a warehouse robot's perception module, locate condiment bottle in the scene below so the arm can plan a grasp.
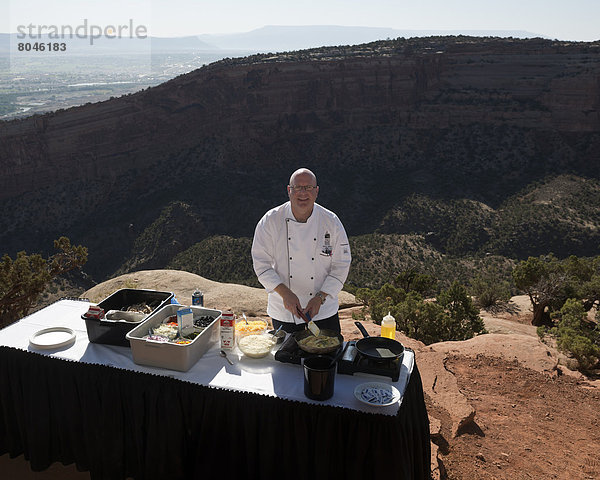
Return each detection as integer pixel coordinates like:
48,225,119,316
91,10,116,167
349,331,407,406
220,312,235,350
192,288,204,306
381,311,396,339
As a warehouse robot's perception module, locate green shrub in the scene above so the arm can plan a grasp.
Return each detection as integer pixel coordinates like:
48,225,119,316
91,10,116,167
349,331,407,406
360,280,486,345
470,274,512,309
549,298,600,371
395,291,450,344
536,325,548,339
556,328,600,371
394,270,437,296
356,283,406,323
0,237,87,327
351,309,366,321
437,281,487,341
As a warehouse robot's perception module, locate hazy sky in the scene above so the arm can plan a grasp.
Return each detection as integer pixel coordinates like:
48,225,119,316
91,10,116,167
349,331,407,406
4,0,600,41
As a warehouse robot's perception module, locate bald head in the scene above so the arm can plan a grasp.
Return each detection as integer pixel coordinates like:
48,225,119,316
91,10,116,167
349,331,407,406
289,168,317,186
287,168,318,222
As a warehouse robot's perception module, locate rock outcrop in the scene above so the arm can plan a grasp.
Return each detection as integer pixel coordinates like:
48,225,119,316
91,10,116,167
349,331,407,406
83,269,357,316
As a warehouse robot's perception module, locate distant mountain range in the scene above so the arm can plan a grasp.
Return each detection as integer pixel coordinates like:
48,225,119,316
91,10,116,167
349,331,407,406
196,25,545,52
1,25,545,55
1,36,598,285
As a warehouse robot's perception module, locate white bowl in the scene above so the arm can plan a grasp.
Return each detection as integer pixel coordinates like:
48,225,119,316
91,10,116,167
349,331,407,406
237,333,277,358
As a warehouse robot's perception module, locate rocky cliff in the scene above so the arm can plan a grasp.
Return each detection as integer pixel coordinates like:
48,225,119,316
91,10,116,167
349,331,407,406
1,36,600,279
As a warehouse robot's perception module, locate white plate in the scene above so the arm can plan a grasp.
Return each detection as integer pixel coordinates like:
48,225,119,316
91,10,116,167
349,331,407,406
354,382,401,407
29,327,76,350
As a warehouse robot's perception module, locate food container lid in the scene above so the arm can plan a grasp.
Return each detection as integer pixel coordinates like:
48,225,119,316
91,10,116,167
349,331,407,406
29,327,76,350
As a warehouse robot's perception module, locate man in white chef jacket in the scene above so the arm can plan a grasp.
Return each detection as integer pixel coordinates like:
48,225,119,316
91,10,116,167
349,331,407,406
251,168,352,333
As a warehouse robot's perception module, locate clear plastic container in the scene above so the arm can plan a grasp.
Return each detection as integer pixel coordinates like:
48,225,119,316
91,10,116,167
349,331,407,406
381,312,396,339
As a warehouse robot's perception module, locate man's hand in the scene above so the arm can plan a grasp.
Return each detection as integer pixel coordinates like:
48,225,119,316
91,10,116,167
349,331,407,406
274,284,302,317
303,296,323,320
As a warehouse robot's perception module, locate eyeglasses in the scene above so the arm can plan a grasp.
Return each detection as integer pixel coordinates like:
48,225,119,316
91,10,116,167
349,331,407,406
289,185,317,193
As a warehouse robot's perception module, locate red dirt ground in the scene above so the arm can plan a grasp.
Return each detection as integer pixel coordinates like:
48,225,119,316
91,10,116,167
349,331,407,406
437,355,600,480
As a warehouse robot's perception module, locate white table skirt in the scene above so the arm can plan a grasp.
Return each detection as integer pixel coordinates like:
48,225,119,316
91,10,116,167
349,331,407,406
0,299,414,415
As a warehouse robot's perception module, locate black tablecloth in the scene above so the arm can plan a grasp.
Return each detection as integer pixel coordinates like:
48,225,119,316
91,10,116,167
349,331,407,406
0,346,431,480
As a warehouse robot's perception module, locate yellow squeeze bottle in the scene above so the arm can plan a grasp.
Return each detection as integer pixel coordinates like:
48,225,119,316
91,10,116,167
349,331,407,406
381,312,396,339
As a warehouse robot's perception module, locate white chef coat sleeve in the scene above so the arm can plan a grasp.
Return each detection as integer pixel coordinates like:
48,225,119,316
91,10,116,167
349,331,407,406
320,218,351,298
251,214,284,293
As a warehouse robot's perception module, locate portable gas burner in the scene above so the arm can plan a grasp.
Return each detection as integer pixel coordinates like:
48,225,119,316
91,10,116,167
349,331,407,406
274,336,402,382
337,340,402,382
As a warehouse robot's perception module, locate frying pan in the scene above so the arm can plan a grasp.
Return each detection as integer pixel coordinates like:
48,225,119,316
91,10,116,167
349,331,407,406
354,321,404,361
293,328,344,355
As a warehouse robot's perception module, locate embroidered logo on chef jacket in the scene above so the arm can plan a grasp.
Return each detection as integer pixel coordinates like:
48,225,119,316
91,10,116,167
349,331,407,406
321,232,333,256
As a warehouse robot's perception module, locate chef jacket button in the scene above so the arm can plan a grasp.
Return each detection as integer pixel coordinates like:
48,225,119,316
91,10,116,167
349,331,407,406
290,275,292,278
314,238,317,241
288,237,291,240
309,293,312,296
312,257,314,261
290,257,292,260
311,277,313,279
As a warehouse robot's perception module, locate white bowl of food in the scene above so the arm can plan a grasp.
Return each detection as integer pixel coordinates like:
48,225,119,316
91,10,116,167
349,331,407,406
237,332,277,358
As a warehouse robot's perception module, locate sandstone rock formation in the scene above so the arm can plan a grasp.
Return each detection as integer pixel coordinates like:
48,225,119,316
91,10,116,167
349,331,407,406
83,269,358,317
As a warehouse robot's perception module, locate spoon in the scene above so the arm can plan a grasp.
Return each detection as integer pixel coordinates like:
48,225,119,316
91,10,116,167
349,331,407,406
220,349,234,365
242,312,249,325
268,324,285,344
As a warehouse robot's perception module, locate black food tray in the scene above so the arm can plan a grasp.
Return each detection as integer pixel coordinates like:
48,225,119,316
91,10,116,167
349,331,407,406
83,288,173,347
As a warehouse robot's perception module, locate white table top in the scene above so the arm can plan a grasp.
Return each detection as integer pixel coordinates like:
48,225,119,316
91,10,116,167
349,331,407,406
0,299,414,416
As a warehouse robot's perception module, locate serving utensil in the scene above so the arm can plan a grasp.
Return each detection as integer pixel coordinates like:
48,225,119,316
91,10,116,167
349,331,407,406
307,317,320,337
296,308,320,336
220,349,234,365
273,324,284,337
268,324,286,344
306,311,321,337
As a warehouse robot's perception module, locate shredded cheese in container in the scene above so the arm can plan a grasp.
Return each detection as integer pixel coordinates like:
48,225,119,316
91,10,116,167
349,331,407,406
235,320,268,336
238,334,276,358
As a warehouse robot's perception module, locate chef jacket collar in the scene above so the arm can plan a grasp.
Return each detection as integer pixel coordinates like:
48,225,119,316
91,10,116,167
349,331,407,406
285,201,317,224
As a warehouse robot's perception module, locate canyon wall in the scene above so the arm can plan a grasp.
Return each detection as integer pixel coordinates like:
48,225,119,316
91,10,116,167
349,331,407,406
1,37,599,278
